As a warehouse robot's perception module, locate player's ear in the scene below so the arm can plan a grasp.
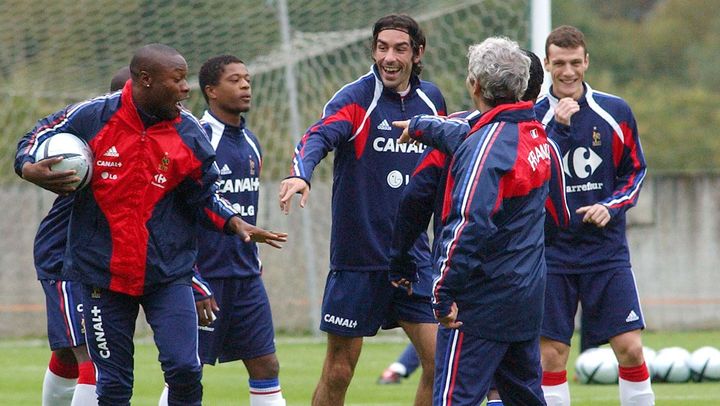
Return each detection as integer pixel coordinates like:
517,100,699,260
205,85,216,100
413,44,425,64
472,79,482,97
138,70,152,88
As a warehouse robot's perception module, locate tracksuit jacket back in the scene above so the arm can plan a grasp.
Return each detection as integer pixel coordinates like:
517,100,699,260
16,82,237,296
430,102,552,342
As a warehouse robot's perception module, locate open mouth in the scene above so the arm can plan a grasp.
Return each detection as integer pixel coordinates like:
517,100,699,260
383,66,401,75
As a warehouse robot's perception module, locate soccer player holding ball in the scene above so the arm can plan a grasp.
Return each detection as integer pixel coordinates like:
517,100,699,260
16,44,285,406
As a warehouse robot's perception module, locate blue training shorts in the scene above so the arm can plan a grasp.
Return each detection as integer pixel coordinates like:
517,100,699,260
542,267,646,347
41,279,85,350
319,269,435,337
199,276,276,364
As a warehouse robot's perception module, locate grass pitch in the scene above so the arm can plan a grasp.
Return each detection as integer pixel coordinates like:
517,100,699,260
1,330,719,405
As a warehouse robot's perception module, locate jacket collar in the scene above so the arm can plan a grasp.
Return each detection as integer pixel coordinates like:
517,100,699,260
203,109,246,131
469,100,535,134
547,82,591,107
120,80,182,132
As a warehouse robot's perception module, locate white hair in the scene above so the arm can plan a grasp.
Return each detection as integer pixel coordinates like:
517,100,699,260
466,37,530,105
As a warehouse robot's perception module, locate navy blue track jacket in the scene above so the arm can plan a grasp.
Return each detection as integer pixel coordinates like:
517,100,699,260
535,83,646,274
16,82,238,296
288,65,446,272
422,101,554,341
197,111,262,279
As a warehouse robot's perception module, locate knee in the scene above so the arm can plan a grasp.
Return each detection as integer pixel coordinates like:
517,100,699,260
324,361,355,389
263,357,280,378
540,338,570,371
247,355,280,380
613,341,645,366
610,331,646,366
164,360,202,386
53,348,76,364
164,361,202,406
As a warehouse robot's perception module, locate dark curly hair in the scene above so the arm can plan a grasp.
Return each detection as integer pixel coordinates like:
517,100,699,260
372,14,426,76
198,55,245,103
521,49,544,102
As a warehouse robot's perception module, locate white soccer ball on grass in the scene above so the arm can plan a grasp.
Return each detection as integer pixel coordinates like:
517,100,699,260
575,347,618,384
651,347,691,383
688,346,720,382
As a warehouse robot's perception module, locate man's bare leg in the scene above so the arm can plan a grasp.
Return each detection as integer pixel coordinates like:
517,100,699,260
400,321,437,406
312,333,363,406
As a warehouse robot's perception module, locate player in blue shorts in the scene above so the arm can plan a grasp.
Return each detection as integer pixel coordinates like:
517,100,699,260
278,14,446,406
535,25,654,406
161,54,287,406
17,44,285,406
36,196,97,406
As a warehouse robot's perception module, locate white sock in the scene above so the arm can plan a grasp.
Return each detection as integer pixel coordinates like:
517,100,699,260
70,384,97,406
249,379,286,406
42,368,76,406
158,385,169,406
541,382,571,406
619,377,654,406
388,362,408,376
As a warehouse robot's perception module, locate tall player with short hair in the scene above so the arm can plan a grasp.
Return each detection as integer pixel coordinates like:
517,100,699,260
278,14,446,406
535,25,653,406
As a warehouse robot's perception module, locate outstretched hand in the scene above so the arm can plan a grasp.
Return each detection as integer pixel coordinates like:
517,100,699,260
278,178,310,215
392,120,414,144
227,217,288,248
22,159,80,195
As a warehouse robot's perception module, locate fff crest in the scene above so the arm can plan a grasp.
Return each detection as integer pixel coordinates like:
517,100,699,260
158,152,170,171
592,127,602,147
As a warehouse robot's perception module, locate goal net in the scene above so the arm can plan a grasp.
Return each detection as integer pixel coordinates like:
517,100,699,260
0,0,532,335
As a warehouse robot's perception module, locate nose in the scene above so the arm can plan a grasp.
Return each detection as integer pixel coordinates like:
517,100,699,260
560,63,574,77
179,79,190,93
384,48,398,63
